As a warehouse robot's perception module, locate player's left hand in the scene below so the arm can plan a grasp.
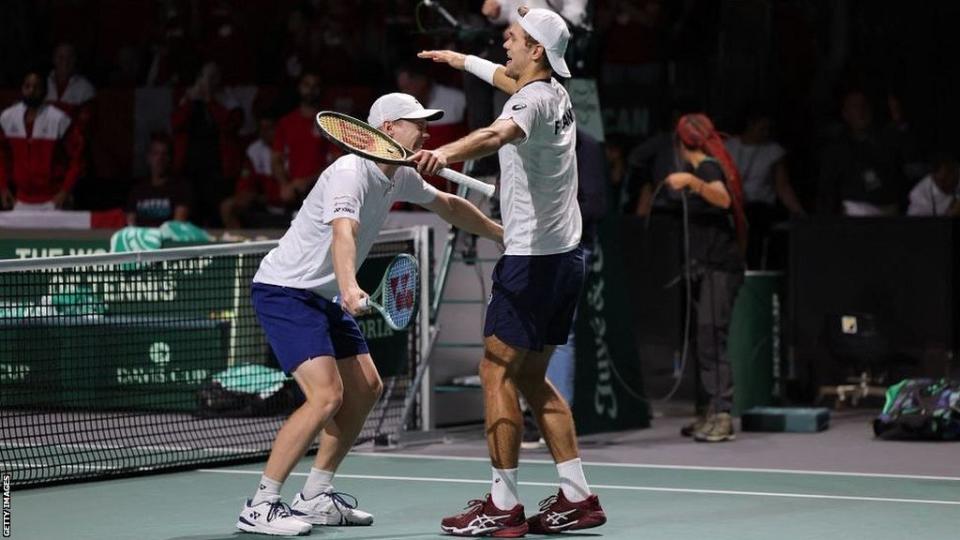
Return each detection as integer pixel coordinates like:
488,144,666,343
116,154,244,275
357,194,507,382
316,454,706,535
409,149,448,176
665,172,694,191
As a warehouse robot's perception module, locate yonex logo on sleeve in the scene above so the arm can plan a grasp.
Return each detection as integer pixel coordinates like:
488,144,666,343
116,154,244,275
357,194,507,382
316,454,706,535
512,104,528,111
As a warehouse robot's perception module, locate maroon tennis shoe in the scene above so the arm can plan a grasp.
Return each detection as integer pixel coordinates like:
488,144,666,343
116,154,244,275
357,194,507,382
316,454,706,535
525,489,607,533
440,494,528,537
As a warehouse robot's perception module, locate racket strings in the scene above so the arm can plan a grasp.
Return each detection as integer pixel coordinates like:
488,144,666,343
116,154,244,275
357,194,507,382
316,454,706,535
382,256,418,328
318,116,405,160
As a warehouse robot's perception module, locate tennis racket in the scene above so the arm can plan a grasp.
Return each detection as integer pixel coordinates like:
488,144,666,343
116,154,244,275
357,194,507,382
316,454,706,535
316,111,496,197
336,254,420,331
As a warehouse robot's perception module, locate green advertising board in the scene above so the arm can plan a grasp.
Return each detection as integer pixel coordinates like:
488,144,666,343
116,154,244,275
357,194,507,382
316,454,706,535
573,220,651,434
729,271,784,415
0,237,110,260
0,237,411,413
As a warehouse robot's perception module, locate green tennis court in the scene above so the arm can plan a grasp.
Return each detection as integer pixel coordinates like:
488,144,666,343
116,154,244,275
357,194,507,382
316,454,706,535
8,443,959,540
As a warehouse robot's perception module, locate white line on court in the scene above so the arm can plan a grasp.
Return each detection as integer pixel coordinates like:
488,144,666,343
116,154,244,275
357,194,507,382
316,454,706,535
198,468,960,507
348,451,960,482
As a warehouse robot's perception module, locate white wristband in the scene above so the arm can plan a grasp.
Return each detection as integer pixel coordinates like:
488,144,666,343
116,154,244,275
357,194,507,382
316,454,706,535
464,55,498,86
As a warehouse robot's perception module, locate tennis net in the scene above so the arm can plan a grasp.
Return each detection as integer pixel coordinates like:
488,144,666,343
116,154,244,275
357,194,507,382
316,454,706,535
0,227,430,488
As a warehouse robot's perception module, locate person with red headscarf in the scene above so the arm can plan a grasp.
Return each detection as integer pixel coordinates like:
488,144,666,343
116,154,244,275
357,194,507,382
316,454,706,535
664,113,746,443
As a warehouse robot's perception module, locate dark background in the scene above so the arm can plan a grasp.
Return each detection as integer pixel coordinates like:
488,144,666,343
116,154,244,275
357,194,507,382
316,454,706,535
3,0,960,403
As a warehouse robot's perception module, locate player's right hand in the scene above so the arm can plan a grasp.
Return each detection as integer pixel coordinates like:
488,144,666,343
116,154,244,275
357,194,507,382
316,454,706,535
418,50,466,71
409,149,448,176
340,286,371,317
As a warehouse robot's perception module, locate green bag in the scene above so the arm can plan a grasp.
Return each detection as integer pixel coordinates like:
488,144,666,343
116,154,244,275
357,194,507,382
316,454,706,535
873,378,960,440
110,227,162,253
159,221,213,243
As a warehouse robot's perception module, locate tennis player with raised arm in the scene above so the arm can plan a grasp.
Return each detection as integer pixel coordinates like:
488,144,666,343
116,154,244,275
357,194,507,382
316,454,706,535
237,93,504,536
414,7,607,537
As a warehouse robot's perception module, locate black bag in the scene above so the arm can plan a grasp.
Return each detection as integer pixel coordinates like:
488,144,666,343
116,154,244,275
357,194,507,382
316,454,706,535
196,379,303,418
873,378,960,440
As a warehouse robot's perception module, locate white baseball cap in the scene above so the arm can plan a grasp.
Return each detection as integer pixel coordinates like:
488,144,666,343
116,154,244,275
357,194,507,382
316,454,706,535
367,93,444,128
518,7,571,78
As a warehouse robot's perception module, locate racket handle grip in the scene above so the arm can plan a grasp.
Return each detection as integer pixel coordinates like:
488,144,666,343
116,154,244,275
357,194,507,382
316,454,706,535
333,295,371,311
438,168,496,197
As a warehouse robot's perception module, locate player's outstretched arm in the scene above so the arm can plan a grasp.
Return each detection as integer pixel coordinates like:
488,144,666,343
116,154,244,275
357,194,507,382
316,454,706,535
330,217,370,315
409,118,524,176
418,50,519,95
422,191,503,244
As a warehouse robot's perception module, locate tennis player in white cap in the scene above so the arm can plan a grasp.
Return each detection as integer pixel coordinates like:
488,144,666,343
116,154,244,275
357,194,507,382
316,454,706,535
236,93,502,536
415,6,607,537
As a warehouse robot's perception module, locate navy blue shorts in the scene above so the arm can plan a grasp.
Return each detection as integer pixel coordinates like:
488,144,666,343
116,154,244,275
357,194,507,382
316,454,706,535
483,247,585,352
251,283,369,375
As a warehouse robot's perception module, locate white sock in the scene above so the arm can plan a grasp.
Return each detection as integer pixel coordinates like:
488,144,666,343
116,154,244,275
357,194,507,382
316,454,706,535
557,458,591,502
251,475,282,505
301,468,335,499
491,467,520,510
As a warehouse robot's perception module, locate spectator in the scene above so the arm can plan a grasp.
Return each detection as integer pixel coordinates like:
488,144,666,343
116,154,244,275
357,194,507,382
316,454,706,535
817,89,905,216
221,116,289,228
271,72,338,208
127,133,192,227
277,6,311,87
107,46,144,87
883,90,926,186
664,113,746,443
396,62,468,191
171,61,243,228
906,151,960,217
200,0,254,85
726,105,804,268
46,43,96,125
144,4,197,87
0,69,84,210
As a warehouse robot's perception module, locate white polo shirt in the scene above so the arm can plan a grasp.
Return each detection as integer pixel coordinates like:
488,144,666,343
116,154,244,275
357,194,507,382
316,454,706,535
496,78,581,255
254,154,437,298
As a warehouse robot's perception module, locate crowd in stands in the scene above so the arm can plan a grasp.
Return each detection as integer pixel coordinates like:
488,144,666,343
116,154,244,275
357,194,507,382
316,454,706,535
0,1,957,260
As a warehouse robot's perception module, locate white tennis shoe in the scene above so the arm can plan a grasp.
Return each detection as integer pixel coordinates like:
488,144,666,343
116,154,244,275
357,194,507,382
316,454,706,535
236,499,312,536
290,490,374,526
